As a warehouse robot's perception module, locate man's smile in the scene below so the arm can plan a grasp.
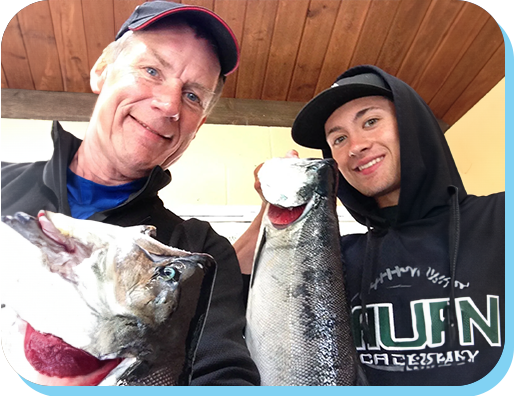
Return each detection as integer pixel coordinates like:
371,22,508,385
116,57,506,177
131,115,173,140
355,156,385,172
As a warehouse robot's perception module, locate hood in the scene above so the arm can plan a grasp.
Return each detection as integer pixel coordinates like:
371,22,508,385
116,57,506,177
321,65,467,228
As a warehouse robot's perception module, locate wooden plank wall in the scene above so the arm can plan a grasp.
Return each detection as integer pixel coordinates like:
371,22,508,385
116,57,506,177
1,0,505,128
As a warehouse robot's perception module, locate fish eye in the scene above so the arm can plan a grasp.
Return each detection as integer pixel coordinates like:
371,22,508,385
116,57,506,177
156,266,181,282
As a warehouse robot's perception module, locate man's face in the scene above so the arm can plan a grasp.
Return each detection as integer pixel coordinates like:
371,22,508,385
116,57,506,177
89,24,221,180
324,96,401,208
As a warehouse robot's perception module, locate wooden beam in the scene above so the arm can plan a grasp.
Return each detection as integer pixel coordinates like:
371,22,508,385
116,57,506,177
0,88,449,131
207,97,305,127
1,88,306,128
1,89,96,122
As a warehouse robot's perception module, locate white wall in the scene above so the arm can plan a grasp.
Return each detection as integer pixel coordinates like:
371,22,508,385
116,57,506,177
0,78,505,240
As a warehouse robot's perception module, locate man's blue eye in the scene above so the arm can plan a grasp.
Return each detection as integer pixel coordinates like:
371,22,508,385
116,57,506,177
185,92,200,103
146,67,158,77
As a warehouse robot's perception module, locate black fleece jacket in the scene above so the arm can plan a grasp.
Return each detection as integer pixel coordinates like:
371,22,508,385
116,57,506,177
322,66,505,385
1,121,260,386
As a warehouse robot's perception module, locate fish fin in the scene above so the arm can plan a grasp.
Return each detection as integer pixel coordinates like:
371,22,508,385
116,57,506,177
249,228,267,288
136,244,177,267
129,225,156,237
135,235,191,258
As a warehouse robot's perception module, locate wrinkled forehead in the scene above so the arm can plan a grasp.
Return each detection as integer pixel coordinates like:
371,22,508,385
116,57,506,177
131,21,221,73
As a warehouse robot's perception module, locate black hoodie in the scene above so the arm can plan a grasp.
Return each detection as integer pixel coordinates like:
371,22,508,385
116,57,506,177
322,66,505,385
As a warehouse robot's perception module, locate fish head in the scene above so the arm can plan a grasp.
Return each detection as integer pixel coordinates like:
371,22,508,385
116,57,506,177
257,158,338,226
1,211,216,385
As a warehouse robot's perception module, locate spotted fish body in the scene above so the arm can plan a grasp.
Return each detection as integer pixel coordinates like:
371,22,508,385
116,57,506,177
245,158,359,386
1,211,216,386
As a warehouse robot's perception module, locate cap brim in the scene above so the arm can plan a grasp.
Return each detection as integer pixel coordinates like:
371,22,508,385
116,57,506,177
292,83,392,149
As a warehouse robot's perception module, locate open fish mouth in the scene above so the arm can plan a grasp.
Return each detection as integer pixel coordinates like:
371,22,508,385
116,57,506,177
24,322,118,380
267,204,307,227
7,314,124,386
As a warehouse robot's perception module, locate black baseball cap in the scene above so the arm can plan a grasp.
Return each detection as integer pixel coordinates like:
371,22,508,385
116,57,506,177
292,72,393,149
116,1,239,76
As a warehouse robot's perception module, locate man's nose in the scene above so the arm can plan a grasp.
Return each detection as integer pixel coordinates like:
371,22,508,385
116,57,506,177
348,135,371,157
151,81,182,120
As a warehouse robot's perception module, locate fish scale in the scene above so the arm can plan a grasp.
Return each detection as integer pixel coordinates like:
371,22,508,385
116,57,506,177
246,158,359,386
118,366,175,386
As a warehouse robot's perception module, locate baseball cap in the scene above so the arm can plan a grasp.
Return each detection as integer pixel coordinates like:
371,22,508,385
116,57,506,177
116,1,239,76
291,72,393,149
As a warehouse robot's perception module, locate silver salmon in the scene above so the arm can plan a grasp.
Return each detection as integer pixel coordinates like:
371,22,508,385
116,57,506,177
245,157,361,385
1,211,216,386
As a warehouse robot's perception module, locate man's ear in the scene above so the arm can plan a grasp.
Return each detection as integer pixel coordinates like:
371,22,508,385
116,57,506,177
90,43,115,93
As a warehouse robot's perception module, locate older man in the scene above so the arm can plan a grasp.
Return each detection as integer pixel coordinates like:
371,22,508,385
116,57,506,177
2,1,259,386
236,65,504,385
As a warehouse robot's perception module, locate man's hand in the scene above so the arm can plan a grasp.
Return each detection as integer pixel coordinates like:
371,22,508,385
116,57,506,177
235,150,300,275
253,150,299,202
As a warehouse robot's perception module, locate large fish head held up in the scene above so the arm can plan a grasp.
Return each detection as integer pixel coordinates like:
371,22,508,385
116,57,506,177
257,157,338,227
1,211,216,386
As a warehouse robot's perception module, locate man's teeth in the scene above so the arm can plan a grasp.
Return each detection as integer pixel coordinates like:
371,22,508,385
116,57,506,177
138,120,153,132
138,120,171,139
358,156,384,171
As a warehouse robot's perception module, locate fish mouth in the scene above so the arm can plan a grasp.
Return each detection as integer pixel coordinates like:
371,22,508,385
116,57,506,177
265,176,321,228
21,319,124,386
2,307,126,386
266,193,317,229
267,204,306,227
267,194,321,229
259,158,336,226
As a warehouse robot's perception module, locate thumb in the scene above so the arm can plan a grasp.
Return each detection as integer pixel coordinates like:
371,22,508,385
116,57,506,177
285,149,299,158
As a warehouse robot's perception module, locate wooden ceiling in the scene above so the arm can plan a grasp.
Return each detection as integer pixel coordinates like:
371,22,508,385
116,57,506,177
1,0,505,128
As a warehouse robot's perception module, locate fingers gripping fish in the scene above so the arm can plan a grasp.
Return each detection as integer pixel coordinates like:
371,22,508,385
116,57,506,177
245,158,363,386
1,211,216,386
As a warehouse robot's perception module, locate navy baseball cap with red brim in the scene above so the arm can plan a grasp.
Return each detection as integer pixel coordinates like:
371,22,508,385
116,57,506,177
116,1,239,76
